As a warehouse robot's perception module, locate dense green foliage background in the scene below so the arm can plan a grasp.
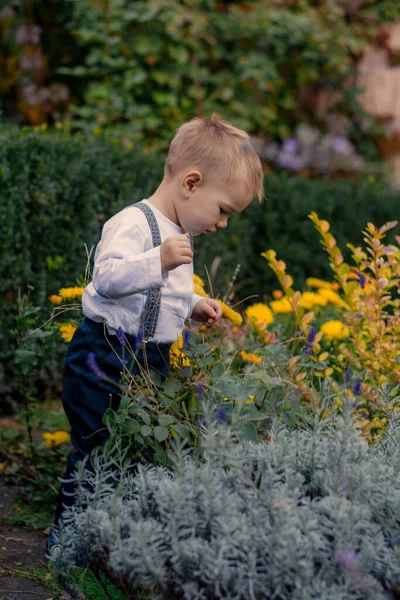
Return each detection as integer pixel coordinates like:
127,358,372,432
1,126,398,406
1,0,400,151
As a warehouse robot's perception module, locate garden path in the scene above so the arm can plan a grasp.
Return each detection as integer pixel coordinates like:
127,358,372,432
0,481,57,599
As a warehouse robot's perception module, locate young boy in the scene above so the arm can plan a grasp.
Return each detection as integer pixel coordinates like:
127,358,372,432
46,114,264,561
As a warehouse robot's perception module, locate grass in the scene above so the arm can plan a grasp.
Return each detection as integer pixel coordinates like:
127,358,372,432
1,565,130,599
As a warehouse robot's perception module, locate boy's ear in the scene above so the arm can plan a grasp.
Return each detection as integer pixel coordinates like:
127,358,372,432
182,170,203,195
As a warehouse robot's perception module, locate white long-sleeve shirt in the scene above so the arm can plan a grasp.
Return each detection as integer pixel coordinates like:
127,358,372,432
82,200,203,343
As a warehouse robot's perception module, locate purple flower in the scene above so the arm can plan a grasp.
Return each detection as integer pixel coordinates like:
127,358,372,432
195,382,204,401
304,326,316,355
282,137,299,154
345,366,352,386
138,396,147,407
331,136,354,156
135,329,143,349
215,408,227,423
307,327,316,344
358,272,366,289
181,366,191,378
16,25,41,45
337,548,360,572
117,326,127,347
86,352,105,380
182,328,190,350
353,380,362,396
277,153,306,172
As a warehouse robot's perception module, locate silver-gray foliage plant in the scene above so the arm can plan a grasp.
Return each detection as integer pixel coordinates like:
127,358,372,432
54,414,400,600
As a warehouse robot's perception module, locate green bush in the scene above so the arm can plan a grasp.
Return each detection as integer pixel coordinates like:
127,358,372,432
54,0,400,150
1,126,399,407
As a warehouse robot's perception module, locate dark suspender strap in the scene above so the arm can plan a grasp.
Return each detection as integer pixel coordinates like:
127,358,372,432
134,203,162,340
134,201,194,340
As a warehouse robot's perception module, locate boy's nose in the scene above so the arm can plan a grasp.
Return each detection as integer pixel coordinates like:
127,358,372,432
217,218,228,229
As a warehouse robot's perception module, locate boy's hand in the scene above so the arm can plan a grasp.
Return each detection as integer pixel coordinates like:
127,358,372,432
160,234,193,272
191,298,222,327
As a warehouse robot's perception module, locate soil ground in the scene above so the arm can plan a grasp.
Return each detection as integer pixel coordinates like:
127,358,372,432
0,480,57,600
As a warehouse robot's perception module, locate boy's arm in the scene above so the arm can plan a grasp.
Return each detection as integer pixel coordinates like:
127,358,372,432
92,216,167,300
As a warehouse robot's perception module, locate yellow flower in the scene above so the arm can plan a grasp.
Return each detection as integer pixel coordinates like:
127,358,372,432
58,323,77,343
193,274,208,297
217,300,243,325
245,303,274,328
0,463,6,472
58,287,85,301
317,287,347,308
270,297,293,313
272,289,283,299
49,294,63,305
320,320,349,341
170,336,190,369
306,277,334,289
245,395,255,404
240,350,262,364
42,430,70,449
231,325,239,334
298,292,328,309
193,274,205,288
194,284,208,297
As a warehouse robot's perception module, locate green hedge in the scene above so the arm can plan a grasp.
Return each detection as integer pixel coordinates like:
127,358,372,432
1,127,399,407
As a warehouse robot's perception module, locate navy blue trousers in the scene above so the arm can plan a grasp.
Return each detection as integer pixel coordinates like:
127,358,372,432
54,318,170,525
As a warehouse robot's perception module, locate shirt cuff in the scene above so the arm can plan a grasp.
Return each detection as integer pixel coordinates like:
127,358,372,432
190,293,205,315
146,246,168,288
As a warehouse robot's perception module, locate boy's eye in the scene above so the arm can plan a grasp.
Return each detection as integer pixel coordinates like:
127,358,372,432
220,208,227,215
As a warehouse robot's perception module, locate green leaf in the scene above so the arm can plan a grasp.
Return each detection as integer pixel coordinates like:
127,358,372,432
140,410,151,425
103,408,118,428
158,415,174,427
236,422,257,442
211,364,225,377
161,379,181,398
29,329,53,340
14,349,38,375
240,405,268,421
119,395,131,410
120,419,141,435
141,425,152,437
314,362,327,370
154,426,169,442
172,423,191,438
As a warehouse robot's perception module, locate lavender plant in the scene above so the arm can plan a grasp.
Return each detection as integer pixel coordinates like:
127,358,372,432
54,412,400,600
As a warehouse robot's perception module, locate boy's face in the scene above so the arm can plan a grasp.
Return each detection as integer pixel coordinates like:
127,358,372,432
177,173,252,237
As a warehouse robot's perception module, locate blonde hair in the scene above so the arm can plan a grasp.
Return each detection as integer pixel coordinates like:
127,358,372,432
165,114,264,202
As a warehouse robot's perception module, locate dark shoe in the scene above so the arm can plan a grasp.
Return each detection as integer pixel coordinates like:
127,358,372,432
45,527,62,562
45,526,88,567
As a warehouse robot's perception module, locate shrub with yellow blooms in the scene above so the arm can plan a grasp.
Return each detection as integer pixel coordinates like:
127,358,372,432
259,213,400,439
